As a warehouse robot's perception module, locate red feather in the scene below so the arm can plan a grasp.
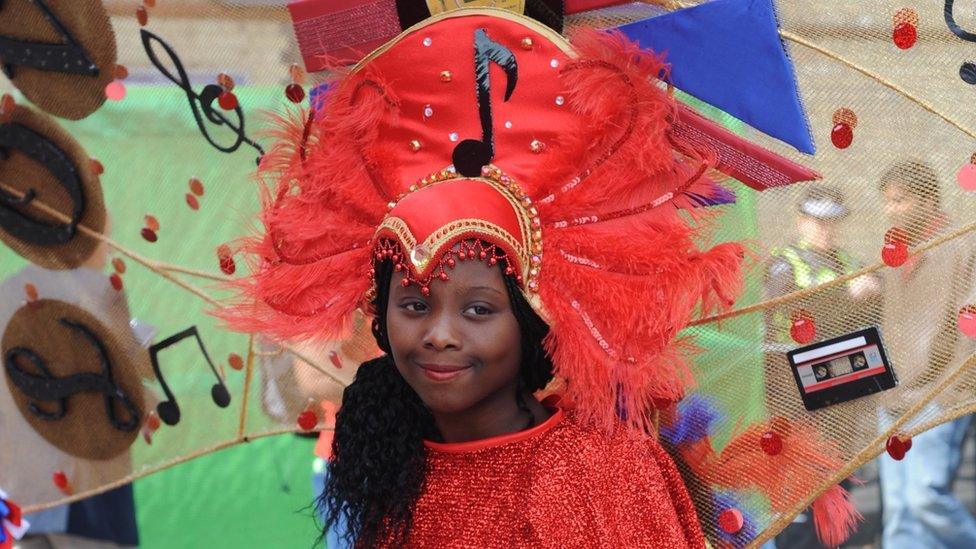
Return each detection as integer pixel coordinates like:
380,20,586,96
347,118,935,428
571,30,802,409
708,419,846,512
812,483,862,548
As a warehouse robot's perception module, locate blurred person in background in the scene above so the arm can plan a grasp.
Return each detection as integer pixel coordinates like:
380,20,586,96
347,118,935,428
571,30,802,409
762,185,881,548
764,184,882,351
876,160,976,549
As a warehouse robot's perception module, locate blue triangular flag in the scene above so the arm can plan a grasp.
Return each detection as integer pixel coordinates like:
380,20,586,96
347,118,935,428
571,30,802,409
617,0,815,154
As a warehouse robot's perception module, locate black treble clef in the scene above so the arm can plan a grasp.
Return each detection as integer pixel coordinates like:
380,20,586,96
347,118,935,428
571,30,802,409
945,0,976,84
4,318,140,432
148,326,231,426
452,28,519,177
139,29,265,163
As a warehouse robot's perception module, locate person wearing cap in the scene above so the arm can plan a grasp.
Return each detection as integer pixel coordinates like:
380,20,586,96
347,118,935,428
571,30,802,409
761,185,881,549
764,185,881,352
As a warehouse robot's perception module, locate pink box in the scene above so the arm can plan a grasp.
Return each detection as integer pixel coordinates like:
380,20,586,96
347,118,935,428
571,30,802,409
564,0,630,14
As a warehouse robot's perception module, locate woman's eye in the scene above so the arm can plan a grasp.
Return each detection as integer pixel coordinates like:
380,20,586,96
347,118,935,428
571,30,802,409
464,305,493,316
402,302,428,313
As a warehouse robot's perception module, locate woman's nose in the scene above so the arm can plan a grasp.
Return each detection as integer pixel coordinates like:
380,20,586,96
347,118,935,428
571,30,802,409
422,312,461,351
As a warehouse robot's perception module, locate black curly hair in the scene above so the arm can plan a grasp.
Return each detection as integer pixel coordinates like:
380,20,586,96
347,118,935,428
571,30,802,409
317,249,554,547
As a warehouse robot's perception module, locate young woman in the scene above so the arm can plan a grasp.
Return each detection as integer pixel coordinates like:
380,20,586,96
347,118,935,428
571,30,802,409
322,241,706,546
224,9,746,547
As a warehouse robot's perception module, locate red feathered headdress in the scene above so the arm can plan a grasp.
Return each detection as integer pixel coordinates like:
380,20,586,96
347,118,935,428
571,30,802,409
222,8,747,433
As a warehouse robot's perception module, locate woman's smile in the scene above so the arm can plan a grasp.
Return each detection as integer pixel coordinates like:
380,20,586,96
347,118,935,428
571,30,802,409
419,364,472,381
416,361,474,382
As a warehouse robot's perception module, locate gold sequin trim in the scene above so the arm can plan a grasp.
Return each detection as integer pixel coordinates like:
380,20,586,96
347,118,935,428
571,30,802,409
376,164,542,293
376,216,526,275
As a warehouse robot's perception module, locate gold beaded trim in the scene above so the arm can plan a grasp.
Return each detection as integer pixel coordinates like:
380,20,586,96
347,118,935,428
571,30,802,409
376,216,525,273
375,164,543,293
376,216,417,251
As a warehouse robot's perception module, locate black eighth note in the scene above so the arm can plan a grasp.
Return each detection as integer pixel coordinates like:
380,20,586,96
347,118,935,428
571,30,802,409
149,326,231,426
452,28,519,177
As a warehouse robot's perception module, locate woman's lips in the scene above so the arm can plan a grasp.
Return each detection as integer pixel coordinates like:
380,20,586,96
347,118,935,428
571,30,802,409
418,363,471,382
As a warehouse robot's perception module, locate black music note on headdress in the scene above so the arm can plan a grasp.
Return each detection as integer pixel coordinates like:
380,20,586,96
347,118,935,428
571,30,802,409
944,1,976,84
139,30,265,164
452,28,518,177
0,119,86,246
4,318,140,432
0,0,99,79
149,326,231,426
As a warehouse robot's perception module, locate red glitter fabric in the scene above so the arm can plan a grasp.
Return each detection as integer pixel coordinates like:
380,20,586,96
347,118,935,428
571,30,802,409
379,407,706,548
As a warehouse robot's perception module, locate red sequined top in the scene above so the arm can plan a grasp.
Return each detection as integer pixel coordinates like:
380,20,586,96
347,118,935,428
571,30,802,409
381,407,706,548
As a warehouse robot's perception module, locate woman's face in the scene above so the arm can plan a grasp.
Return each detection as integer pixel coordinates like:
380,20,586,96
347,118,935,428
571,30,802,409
386,250,523,416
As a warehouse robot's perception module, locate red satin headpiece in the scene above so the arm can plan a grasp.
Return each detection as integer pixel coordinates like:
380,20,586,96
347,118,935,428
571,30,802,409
224,8,747,431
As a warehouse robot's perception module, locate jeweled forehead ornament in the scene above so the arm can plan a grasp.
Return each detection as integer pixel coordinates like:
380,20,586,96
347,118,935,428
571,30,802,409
374,164,541,299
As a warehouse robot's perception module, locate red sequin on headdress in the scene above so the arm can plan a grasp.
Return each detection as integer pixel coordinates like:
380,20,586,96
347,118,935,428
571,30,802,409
222,10,746,433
